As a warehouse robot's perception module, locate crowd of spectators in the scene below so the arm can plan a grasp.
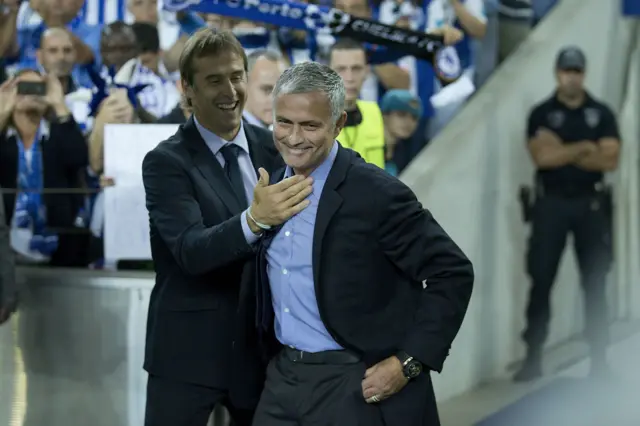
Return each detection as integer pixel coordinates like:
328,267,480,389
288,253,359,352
0,0,559,269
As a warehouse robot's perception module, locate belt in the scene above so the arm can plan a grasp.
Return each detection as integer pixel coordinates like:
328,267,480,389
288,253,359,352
541,183,602,198
282,346,361,365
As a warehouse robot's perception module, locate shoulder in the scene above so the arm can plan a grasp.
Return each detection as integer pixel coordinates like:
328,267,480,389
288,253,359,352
528,96,554,117
588,97,616,117
357,100,383,115
345,152,417,203
143,128,187,169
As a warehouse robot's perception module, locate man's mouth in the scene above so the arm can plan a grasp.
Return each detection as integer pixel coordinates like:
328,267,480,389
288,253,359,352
284,145,311,154
216,101,239,111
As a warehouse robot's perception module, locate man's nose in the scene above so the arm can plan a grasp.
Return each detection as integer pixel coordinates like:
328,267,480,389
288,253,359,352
288,126,305,145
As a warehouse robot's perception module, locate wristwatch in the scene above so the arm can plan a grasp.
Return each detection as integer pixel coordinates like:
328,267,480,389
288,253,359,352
395,351,423,380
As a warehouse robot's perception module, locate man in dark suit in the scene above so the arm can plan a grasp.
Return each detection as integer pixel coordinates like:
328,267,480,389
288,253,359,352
141,29,314,426
252,62,475,426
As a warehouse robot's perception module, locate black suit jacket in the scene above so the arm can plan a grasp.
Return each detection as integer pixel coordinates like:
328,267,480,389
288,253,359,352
141,117,282,408
257,144,474,423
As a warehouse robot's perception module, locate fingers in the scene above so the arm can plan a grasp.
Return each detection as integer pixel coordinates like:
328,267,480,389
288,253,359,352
0,78,14,91
272,174,308,192
282,199,310,220
283,182,313,208
257,167,270,187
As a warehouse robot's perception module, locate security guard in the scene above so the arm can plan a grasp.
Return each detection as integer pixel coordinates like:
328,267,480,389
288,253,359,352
328,38,386,169
514,46,621,382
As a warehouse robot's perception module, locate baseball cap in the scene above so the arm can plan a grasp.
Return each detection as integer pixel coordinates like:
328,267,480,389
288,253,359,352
379,89,423,119
556,46,586,71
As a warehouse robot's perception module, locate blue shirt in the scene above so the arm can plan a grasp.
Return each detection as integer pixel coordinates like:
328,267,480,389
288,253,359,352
193,116,259,245
266,141,342,352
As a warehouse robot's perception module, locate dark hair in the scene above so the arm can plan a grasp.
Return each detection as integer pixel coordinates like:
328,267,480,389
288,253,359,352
179,28,247,86
101,21,134,42
131,22,160,53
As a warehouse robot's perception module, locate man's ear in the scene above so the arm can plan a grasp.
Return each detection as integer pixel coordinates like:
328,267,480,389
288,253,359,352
333,110,347,138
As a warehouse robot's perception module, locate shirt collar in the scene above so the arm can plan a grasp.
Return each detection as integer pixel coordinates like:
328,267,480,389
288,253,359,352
193,115,250,156
284,141,338,185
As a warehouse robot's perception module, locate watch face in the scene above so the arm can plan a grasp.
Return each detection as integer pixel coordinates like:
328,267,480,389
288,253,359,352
405,360,422,379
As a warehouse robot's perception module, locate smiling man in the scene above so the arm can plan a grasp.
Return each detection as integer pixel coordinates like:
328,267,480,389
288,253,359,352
141,28,314,426
252,62,475,426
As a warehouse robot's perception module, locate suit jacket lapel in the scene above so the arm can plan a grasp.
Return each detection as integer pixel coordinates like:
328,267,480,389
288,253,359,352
182,116,242,214
312,144,351,289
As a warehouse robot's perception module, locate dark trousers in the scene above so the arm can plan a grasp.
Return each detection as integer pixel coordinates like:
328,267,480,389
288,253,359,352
523,194,612,361
253,348,440,426
144,374,254,426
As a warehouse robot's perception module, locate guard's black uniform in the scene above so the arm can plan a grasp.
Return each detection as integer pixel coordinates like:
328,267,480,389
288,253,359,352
522,93,619,369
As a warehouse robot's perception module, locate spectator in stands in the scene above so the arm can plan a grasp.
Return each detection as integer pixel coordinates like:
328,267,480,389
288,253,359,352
0,0,101,87
0,183,17,326
126,0,211,75
379,89,423,176
243,50,286,130
334,0,411,101
329,38,385,169
100,21,137,72
427,0,487,78
88,88,135,175
37,27,92,132
102,21,180,121
131,21,177,81
0,70,89,267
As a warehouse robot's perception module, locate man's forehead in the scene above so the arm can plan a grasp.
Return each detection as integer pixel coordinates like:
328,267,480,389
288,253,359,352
331,49,366,66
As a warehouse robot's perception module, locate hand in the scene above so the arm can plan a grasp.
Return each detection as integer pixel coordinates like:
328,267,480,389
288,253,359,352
577,140,598,156
362,356,409,404
100,175,115,188
43,73,65,108
250,168,313,227
428,25,464,46
98,90,134,124
0,79,17,119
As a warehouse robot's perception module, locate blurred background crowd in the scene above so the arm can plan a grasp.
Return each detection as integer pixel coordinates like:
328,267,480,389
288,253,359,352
0,0,560,270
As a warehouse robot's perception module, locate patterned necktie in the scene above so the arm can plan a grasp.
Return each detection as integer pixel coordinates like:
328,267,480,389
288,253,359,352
220,144,248,209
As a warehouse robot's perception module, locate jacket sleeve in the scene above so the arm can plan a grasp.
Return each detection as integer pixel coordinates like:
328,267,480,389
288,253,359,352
142,147,256,276
0,185,17,307
376,175,474,373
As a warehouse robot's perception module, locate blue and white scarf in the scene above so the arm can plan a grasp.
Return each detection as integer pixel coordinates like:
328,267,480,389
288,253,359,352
13,124,58,256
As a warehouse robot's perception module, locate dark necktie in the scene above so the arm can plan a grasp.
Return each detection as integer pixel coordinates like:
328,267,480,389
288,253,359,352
220,144,248,209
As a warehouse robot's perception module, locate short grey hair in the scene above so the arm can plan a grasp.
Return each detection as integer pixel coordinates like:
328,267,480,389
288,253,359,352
247,49,284,74
272,62,345,124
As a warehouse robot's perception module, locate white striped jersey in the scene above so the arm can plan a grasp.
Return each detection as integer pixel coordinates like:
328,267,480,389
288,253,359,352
112,58,180,119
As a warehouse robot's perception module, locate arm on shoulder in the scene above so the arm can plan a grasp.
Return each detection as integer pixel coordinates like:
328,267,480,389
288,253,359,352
375,175,474,372
142,146,255,276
